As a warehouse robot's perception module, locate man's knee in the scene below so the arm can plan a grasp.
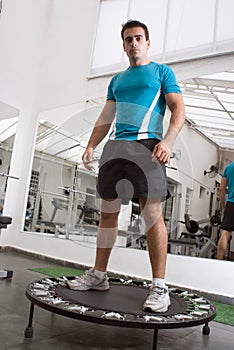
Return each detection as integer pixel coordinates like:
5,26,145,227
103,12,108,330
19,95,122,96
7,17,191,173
140,198,163,228
100,210,119,222
221,230,231,242
101,198,121,214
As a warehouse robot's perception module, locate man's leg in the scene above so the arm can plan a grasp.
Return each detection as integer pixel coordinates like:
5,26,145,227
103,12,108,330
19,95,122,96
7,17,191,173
67,198,121,290
94,198,121,271
217,230,231,260
140,198,170,312
140,198,168,278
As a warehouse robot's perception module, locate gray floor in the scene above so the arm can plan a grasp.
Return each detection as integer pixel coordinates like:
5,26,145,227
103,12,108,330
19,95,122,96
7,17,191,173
0,249,233,350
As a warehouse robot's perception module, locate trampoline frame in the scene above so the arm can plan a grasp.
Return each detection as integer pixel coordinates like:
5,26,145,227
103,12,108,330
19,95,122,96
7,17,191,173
24,276,216,350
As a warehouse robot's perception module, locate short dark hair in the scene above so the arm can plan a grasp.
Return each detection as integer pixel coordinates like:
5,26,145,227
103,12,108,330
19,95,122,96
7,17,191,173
121,20,149,41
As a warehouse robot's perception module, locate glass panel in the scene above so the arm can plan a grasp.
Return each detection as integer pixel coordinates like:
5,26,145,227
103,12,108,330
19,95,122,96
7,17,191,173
217,0,234,40
183,96,221,109
91,0,234,75
91,0,128,71
0,117,18,142
130,0,168,55
166,0,215,51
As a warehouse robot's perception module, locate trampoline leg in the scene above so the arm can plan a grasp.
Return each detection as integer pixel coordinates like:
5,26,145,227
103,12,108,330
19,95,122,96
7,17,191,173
24,302,35,338
152,329,158,350
203,322,210,335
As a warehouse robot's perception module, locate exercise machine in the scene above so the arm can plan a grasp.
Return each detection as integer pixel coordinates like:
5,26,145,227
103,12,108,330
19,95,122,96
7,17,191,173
77,201,99,226
0,215,13,278
128,201,141,233
0,172,19,279
50,197,69,222
168,213,219,258
54,186,100,238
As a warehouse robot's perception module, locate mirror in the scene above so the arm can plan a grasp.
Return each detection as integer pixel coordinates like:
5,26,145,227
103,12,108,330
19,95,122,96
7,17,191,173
0,102,19,215
20,94,234,262
0,88,232,262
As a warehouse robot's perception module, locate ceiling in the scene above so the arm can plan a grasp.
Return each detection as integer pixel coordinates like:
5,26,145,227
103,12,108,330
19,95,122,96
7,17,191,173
0,69,234,165
180,69,234,150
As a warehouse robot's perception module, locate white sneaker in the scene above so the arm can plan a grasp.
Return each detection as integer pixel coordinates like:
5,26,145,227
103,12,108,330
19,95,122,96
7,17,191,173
143,286,171,312
67,269,109,291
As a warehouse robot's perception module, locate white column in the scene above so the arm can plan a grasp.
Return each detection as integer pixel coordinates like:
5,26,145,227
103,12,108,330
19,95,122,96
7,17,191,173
0,0,53,245
1,104,39,244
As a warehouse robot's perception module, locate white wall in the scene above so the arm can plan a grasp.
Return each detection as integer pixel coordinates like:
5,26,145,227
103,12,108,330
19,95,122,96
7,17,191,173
2,231,233,298
0,0,102,110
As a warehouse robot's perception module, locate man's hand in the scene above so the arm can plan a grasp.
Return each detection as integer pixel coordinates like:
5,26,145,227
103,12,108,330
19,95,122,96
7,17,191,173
151,141,171,164
82,147,94,171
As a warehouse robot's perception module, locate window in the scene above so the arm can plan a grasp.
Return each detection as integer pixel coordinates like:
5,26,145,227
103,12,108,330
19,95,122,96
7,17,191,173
90,0,234,77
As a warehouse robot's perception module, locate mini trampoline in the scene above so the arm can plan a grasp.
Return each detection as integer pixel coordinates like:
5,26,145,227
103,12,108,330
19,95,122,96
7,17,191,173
25,277,216,349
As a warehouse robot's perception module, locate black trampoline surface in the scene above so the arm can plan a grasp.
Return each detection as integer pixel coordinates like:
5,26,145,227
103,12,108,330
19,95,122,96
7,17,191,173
56,283,187,316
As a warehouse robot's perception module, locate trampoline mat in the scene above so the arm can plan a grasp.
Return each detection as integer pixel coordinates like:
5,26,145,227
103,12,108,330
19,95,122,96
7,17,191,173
56,284,187,316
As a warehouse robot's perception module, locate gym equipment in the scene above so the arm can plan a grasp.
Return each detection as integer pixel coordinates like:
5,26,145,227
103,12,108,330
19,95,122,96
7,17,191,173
203,163,221,178
25,276,216,350
0,172,18,279
77,202,99,226
210,210,221,227
0,172,19,180
168,214,218,258
50,197,68,222
128,201,141,233
0,215,13,279
57,186,100,238
184,212,222,233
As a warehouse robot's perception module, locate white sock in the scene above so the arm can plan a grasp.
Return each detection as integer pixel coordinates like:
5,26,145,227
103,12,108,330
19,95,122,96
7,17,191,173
94,269,106,279
152,278,165,288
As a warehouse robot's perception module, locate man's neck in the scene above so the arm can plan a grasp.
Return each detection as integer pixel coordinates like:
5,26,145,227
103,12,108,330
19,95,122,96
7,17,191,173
129,57,151,67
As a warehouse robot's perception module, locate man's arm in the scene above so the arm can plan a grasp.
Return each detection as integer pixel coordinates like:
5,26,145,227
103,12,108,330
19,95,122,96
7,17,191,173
82,100,116,170
219,177,227,213
152,92,185,164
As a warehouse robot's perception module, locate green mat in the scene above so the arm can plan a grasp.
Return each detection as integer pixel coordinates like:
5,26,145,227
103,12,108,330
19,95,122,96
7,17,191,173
213,302,234,326
29,266,84,277
29,267,234,327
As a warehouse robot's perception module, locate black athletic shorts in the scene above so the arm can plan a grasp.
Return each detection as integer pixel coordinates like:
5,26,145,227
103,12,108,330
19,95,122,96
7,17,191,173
221,201,234,231
96,139,169,204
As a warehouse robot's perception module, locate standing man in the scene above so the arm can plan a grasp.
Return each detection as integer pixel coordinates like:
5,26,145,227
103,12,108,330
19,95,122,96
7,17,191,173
68,20,185,313
217,161,234,260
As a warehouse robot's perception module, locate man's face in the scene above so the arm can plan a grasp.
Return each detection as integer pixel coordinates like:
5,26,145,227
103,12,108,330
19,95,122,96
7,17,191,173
123,27,150,63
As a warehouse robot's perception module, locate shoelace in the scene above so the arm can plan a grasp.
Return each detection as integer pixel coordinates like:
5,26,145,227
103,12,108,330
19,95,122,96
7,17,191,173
75,270,93,283
147,286,167,300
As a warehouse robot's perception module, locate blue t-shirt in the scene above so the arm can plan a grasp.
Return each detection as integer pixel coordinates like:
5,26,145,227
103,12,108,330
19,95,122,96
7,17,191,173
222,162,234,202
107,61,181,141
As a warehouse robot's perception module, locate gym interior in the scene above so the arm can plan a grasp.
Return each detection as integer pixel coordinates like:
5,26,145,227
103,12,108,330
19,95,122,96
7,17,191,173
0,1,234,349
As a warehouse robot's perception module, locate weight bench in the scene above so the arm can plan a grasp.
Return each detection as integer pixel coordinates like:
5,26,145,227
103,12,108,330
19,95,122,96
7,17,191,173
0,215,13,279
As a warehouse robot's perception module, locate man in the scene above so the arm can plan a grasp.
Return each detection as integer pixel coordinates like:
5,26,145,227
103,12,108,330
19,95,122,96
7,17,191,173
68,20,185,313
217,161,234,260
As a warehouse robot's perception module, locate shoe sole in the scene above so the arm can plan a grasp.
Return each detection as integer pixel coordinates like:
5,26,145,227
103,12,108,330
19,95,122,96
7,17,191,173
143,301,171,313
67,282,109,291
143,305,169,313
